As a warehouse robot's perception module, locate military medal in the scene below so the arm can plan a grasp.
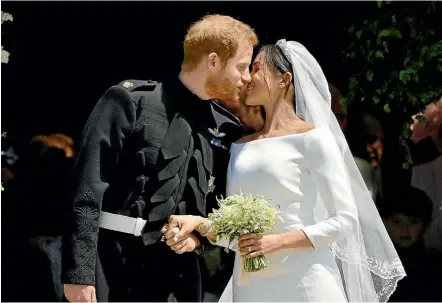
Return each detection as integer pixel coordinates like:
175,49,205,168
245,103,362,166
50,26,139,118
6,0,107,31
209,127,227,150
208,128,226,138
210,138,227,150
122,81,134,88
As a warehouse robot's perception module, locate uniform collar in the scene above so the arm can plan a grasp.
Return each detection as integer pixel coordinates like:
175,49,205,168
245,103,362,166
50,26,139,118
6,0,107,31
163,76,213,123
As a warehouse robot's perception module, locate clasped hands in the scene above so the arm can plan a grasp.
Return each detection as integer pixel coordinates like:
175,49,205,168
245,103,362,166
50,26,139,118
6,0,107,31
161,215,204,254
161,215,284,257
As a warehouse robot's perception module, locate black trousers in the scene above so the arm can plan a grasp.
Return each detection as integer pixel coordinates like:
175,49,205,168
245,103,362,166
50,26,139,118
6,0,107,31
95,230,202,302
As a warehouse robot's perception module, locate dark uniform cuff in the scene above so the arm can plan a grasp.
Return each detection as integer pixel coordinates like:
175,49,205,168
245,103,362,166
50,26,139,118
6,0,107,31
194,232,214,255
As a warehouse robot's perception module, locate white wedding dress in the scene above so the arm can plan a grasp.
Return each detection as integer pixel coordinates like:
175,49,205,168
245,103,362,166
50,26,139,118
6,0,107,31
216,128,356,302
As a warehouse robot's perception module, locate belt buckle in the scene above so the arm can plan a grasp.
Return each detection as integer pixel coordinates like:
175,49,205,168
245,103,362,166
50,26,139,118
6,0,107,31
133,217,146,236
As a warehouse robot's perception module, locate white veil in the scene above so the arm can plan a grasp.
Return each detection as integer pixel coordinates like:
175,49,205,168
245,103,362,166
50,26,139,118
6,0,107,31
219,39,406,302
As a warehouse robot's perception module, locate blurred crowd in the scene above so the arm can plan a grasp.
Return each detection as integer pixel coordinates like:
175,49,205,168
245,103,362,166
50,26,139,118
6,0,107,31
1,87,441,302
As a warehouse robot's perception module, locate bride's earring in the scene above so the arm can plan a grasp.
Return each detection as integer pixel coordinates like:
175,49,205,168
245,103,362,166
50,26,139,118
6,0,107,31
279,82,285,88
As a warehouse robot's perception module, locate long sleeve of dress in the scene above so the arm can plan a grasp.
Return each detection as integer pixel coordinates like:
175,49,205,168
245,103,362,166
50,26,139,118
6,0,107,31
209,236,239,252
62,86,136,285
301,129,359,250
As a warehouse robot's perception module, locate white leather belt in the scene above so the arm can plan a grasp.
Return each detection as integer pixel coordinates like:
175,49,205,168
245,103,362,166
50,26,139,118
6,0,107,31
98,211,147,236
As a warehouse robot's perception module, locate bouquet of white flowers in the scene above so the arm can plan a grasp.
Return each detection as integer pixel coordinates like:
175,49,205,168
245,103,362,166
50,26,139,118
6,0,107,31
208,192,279,272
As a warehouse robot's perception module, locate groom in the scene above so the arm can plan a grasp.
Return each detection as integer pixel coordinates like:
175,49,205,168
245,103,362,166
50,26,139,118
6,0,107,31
62,14,260,302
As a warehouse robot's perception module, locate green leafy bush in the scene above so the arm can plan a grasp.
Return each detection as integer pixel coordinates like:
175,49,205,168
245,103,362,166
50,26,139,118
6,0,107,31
341,1,441,168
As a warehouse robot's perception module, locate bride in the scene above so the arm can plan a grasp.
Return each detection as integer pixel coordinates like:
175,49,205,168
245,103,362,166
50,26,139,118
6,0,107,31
162,39,406,302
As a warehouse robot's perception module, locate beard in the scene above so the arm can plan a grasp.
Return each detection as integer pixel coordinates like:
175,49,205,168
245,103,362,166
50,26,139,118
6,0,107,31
205,73,265,131
205,73,239,104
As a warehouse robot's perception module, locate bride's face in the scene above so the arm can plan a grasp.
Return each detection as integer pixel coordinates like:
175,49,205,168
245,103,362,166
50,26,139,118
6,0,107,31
244,54,280,107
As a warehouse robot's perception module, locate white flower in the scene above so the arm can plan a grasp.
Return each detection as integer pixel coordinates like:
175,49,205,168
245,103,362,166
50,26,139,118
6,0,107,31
208,192,279,242
2,48,10,64
1,12,13,24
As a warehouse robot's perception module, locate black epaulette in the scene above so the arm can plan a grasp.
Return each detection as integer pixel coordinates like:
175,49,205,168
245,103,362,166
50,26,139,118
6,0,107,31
118,79,158,93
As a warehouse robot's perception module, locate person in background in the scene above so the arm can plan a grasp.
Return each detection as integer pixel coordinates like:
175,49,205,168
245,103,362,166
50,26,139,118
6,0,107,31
347,110,384,168
381,186,442,302
31,133,74,158
329,86,383,203
410,96,442,146
345,106,385,204
409,96,442,252
329,83,348,132
1,140,19,188
2,133,75,302
329,84,382,201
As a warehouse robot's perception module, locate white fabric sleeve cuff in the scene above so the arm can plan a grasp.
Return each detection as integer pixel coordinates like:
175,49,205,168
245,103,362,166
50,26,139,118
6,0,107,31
301,225,328,250
208,235,238,251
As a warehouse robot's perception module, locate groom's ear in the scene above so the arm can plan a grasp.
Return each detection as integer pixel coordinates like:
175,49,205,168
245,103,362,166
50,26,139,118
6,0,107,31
207,52,221,71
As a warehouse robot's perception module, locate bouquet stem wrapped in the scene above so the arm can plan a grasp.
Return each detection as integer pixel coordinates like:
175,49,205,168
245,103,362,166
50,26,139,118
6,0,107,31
208,192,279,273
243,255,270,272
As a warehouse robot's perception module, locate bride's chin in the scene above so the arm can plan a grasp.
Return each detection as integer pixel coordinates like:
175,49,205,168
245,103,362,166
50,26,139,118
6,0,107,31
245,99,261,107
244,96,255,106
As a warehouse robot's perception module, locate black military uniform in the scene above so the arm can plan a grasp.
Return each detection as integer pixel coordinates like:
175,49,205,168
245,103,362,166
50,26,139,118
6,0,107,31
62,76,245,302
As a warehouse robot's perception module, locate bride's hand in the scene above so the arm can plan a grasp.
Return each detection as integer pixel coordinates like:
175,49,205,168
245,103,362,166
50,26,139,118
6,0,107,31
161,215,206,242
238,234,283,258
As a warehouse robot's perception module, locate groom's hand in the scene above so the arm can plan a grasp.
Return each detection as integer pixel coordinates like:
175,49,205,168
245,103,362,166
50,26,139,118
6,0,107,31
64,284,96,302
162,215,204,242
164,229,201,254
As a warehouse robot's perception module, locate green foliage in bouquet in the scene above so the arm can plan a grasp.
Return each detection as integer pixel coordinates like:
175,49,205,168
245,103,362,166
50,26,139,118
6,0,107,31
208,192,279,272
340,1,441,168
